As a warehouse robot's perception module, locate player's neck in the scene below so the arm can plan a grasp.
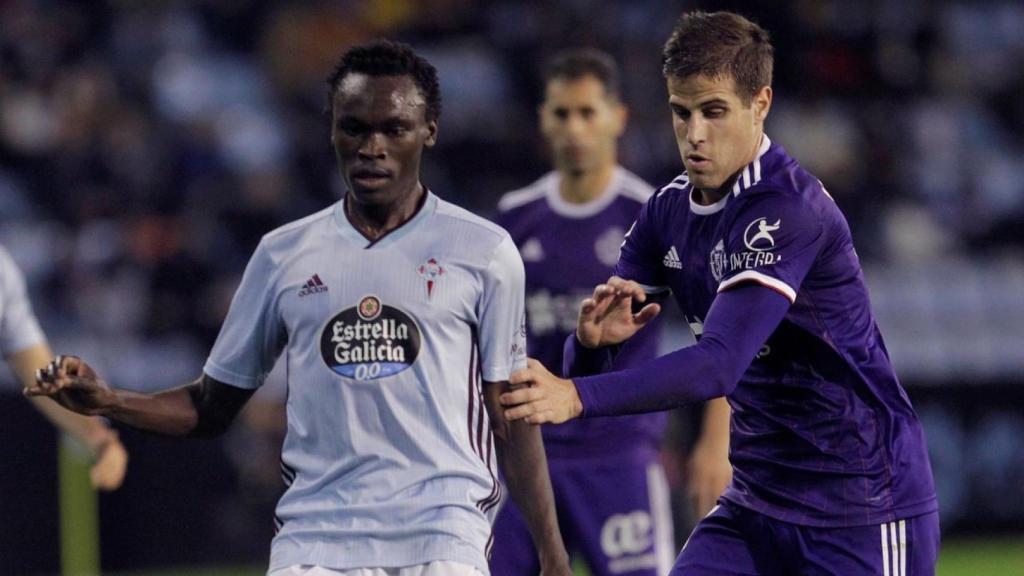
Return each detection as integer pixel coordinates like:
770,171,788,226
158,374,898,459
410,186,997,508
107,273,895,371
696,132,764,206
345,184,426,241
558,162,616,205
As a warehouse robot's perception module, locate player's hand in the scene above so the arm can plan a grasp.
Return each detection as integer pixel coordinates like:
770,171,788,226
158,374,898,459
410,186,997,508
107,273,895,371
88,428,128,491
25,355,115,416
501,358,583,425
687,435,732,518
576,276,661,348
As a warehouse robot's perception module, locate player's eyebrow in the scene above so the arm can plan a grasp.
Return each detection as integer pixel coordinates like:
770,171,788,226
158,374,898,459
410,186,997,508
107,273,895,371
698,98,730,108
670,97,731,111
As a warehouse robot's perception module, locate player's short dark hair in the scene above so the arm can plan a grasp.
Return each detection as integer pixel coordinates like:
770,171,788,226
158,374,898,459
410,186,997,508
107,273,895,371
544,48,621,100
326,39,442,122
662,11,773,105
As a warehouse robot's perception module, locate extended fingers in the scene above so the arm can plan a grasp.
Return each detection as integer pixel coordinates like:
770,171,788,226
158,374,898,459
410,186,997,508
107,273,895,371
634,302,662,325
579,297,597,314
31,361,63,394
524,411,556,425
592,283,615,303
503,399,554,423
500,386,542,407
24,382,54,397
606,276,647,302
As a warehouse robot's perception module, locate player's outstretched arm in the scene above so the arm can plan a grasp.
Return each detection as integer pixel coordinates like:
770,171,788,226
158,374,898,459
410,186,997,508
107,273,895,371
504,283,790,422
484,379,571,576
9,344,128,490
26,355,254,438
503,359,582,425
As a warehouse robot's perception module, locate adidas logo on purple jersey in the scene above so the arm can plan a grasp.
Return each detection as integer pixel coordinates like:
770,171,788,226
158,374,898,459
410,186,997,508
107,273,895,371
663,246,683,269
298,274,328,297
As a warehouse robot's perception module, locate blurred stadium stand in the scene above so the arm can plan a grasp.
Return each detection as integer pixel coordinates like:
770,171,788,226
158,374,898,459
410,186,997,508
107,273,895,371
1,0,1022,573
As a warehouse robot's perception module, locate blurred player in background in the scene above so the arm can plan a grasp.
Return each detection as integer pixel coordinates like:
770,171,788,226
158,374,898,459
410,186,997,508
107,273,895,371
491,49,731,575
501,11,940,575
1,244,127,489
29,40,571,576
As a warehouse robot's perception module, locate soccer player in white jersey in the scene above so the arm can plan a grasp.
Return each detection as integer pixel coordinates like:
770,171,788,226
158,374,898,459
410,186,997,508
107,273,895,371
28,40,571,576
0,244,127,489
491,49,731,576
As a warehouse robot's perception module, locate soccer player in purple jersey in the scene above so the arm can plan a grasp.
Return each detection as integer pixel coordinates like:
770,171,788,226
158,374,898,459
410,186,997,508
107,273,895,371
490,49,731,576
499,12,940,576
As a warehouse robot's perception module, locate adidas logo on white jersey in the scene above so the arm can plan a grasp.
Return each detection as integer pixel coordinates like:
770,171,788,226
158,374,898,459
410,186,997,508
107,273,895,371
298,274,329,297
663,246,682,269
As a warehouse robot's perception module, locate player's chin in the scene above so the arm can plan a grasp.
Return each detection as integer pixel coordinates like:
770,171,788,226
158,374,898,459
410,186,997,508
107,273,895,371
687,173,723,190
348,180,395,199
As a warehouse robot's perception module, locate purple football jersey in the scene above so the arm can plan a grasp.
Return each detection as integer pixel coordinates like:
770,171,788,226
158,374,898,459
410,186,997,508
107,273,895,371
616,136,937,527
496,168,667,460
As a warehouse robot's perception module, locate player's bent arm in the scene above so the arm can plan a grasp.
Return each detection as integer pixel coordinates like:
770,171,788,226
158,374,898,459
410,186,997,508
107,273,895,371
185,374,258,437
31,356,254,437
483,379,570,574
104,374,253,437
574,283,790,416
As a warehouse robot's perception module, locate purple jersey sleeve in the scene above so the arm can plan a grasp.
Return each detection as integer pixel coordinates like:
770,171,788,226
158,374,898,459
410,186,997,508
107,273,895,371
573,284,790,416
717,193,826,303
563,333,616,378
615,200,668,292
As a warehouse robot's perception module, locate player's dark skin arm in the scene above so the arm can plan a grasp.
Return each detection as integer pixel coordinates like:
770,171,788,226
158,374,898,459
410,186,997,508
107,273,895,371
27,356,254,438
483,379,570,575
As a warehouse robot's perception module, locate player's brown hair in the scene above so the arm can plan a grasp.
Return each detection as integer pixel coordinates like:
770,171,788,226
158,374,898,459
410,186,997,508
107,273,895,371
544,48,621,100
661,11,773,105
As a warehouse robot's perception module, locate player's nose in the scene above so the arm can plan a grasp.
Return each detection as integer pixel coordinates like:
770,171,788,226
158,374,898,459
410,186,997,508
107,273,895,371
358,132,387,159
687,115,707,146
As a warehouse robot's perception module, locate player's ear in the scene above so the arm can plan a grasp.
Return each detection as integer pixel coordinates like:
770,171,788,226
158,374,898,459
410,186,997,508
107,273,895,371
424,119,438,148
752,86,772,125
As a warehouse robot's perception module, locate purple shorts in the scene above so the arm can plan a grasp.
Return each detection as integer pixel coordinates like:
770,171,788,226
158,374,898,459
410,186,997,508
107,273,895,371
490,451,674,576
673,500,940,575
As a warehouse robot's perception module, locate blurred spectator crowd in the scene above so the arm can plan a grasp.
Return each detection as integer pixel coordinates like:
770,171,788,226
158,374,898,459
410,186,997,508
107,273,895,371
1,0,1023,390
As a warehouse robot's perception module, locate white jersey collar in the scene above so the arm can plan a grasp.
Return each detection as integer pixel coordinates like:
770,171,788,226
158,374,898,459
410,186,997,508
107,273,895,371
333,189,438,249
688,133,772,215
545,167,625,219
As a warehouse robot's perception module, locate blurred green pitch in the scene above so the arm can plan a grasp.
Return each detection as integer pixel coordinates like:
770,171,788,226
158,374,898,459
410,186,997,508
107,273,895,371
100,538,1024,576
60,444,1022,576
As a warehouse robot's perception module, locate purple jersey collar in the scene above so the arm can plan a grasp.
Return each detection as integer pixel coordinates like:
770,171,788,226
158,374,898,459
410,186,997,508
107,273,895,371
687,134,773,215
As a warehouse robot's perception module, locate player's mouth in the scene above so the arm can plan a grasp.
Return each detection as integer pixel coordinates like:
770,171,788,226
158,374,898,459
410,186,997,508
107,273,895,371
564,145,588,163
686,153,711,171
351,166,393,188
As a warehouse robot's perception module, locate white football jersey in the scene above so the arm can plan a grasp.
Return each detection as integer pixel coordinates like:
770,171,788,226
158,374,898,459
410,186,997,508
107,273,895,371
204,192,527,574
0,244,46,359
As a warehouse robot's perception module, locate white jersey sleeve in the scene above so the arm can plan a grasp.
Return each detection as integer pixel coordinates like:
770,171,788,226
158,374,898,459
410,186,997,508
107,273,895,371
476,234,527,382
204,240,286,389
0,246,46,356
